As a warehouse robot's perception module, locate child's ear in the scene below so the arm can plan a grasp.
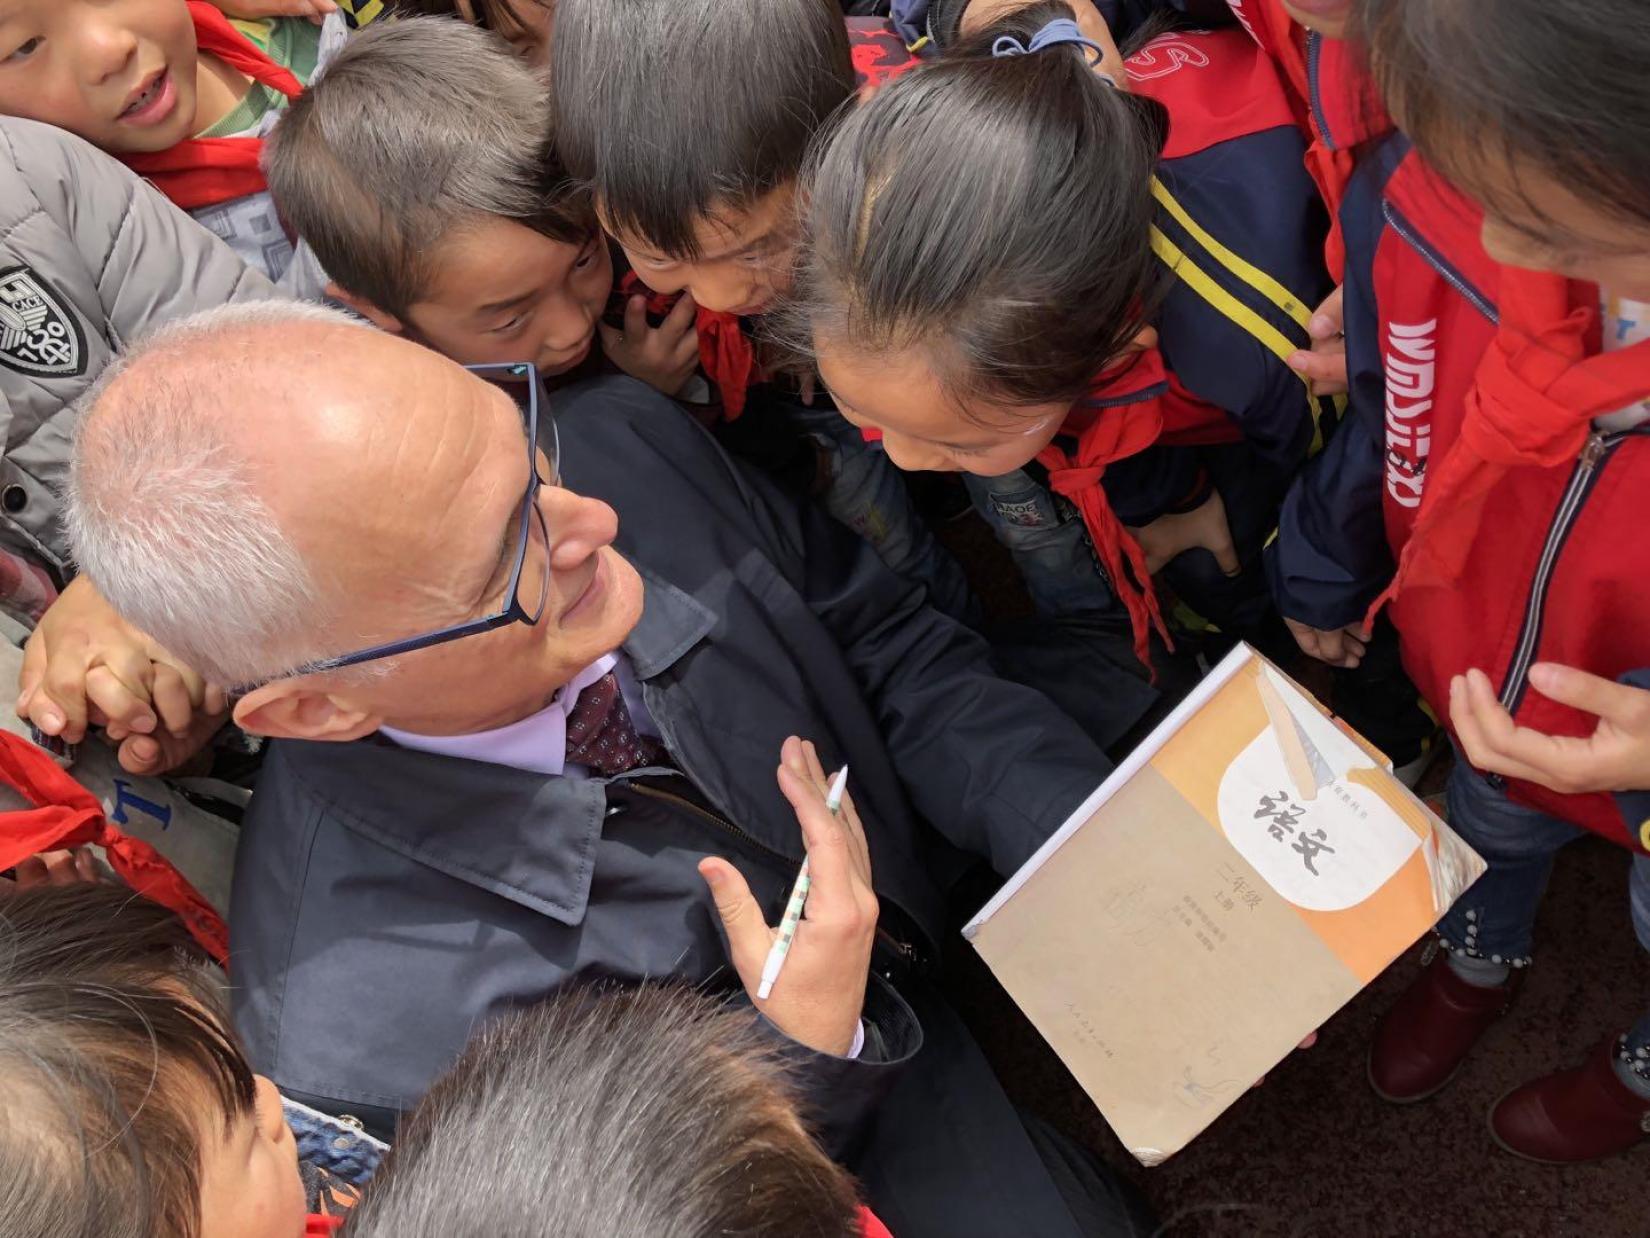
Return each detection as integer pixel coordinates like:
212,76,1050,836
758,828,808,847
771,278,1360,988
326,283,405,335
233,683,381,745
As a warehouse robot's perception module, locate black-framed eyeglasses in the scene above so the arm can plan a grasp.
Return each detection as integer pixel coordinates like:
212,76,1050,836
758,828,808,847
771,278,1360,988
263,362,558,685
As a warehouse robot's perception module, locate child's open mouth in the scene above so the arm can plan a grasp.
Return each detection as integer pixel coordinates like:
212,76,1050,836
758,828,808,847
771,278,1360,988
119,69,177,126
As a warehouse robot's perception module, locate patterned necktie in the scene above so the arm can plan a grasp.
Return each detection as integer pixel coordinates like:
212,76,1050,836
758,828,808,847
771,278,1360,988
563,671,664,776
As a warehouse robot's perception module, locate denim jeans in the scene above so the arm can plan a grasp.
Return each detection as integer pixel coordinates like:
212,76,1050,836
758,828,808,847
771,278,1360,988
963,449,1287,649
1438,757,1650,1064
284,1096,388,1186
787,405,978,624
963,469,1114,617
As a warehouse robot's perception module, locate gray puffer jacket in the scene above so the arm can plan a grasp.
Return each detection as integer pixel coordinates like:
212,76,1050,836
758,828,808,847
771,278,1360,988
0,117,280,580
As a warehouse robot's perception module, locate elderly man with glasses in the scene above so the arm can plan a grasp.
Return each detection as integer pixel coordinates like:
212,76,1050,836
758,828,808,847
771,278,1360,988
62,302,1152,1238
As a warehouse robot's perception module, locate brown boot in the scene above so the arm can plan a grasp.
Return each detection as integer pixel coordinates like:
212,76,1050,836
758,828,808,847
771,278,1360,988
1367,944,1519,1103
1489,1038,1650,1163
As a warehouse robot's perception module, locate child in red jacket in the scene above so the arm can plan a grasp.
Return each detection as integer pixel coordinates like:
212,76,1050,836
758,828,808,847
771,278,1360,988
1271,0,1650,1162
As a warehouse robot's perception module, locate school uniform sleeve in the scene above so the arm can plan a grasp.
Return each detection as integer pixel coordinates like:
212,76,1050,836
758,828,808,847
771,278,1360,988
1266,147,1396,629
1151,133,1337,475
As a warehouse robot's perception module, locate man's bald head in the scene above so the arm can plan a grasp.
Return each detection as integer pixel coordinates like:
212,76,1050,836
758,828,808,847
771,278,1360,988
67,303,369,687
66,301,644,740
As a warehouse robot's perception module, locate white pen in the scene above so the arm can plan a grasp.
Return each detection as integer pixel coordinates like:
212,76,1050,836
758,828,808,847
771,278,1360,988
757,765,849,1001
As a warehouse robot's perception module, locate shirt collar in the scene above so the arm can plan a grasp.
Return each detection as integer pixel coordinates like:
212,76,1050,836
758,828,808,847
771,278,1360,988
379,655,615,777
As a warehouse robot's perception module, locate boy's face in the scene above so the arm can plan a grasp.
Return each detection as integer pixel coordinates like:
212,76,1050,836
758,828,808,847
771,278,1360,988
607,184,799,317
0,0,200,154
391,217,614,377
197,1075,308,1238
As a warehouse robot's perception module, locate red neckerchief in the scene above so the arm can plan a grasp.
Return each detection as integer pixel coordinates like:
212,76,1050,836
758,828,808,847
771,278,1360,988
119,2,303,210
1037,351,1176,670
614,273,763,419
303,1217,343,1236
1041,348,1245,669
1367,267,1650,624
859,1204,894,1237
0,731,228,962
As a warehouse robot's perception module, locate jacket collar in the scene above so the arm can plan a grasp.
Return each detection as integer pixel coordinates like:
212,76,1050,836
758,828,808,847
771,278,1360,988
622,560,718,678
284,558,718,928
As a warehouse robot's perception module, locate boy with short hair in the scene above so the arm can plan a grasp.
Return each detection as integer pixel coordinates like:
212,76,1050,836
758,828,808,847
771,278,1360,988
0,882,383,1238
348,986,893,1238
551,0,976,622
0,0,362,294
265,18,703,394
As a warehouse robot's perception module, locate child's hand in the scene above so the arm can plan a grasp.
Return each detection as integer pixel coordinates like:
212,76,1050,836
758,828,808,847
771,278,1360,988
18,577,226,773
1287,286,1348,397
600,292,702,398
1285,617,1370,669
206,0,336,22
1451,664,1650,794
0,847,104,896
698,736,877,1058
1127,490,1242,577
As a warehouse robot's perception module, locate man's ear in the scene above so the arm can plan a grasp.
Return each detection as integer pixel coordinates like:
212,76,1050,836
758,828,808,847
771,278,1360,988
232,682,382,745
325,283,406,335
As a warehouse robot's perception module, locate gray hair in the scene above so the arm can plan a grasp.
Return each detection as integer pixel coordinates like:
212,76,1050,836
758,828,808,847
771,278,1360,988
265,16,591,318
63,301,369,688
347,985,864,1237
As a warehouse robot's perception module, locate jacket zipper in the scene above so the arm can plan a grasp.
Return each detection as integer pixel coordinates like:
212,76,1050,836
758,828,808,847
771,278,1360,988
623,780,918,964
1497,431,1620,715
1305,32,1334,151
1382,201,1499,324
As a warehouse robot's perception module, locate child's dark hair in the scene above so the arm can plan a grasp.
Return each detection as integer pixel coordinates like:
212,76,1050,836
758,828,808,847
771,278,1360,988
1355,0,1650,232
345,985,863,1237
551,0,855,257
0,884,256,1238
784,0,1167,413
389,0,553,46
267,18,592,318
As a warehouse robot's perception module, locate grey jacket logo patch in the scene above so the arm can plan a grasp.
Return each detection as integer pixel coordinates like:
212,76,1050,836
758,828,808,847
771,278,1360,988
0,266,85,378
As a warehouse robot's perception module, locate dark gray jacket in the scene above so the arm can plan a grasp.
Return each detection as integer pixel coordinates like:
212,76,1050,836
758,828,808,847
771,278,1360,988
230,377,1117,1231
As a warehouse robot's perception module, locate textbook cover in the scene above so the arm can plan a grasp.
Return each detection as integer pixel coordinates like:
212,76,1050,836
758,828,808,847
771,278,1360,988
963,644,1484,1165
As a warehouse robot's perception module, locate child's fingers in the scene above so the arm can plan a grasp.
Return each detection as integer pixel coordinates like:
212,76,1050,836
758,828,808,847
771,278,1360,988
623,294,650,340
1308,286,1344,339
672,329,701,370
662,290,698,336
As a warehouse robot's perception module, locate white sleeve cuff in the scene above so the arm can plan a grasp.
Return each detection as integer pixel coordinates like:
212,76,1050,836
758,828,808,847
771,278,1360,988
846,1019,866,1060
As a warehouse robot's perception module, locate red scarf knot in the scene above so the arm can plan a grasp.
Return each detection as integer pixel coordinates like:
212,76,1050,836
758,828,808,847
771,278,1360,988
0,731,228,963
118,2,303,211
